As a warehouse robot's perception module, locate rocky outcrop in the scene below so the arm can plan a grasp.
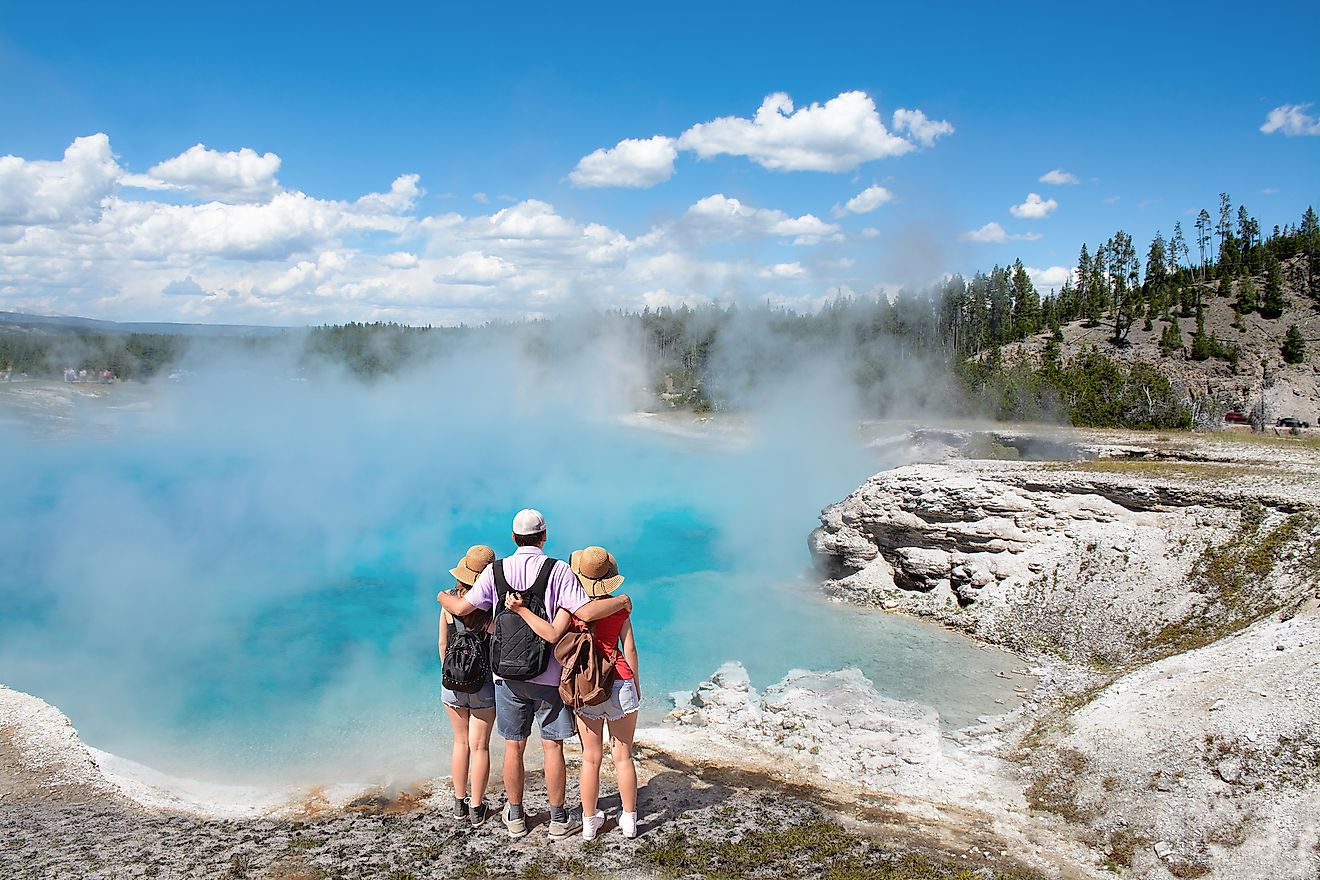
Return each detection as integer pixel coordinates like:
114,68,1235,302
0,686,122,805
809,439,1320,665
669,662,1017,807
806,427,1320,879
1025,600,1320,879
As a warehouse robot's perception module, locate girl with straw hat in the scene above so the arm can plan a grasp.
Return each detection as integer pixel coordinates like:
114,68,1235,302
440,544,498,826
505,545,641,840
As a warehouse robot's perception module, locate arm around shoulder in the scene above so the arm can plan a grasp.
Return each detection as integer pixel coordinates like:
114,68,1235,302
575,593,631,622
437,591,477,618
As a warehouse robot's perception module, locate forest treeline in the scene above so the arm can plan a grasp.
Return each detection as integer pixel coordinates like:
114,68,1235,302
2,199,1316,429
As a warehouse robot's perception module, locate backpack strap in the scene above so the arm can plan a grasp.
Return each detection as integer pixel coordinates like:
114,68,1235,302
492,559,510,618
491,556,554,616
525,557,556,616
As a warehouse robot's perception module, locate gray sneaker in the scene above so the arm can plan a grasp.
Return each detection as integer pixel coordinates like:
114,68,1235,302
502,804,528,839
452,796,469,821
547,810,581,841
470,801,489,827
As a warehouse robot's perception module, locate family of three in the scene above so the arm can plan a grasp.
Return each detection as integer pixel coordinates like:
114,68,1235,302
436,508,642,842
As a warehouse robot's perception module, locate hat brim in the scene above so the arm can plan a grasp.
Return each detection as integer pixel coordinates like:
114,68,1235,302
582,573,625,598
449,564,480,586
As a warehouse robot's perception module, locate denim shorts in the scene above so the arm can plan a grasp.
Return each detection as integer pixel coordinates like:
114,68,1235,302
441,681,496,711
494,679,576,741
575,678,640,722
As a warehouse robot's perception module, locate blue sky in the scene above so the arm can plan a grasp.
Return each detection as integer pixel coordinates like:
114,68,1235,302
1,1,1317,325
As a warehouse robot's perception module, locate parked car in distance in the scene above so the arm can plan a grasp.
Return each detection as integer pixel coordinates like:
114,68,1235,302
1276,417,1311,429
1224,410,1250,424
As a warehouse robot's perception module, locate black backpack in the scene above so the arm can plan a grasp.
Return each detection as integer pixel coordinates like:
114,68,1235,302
489,557,556,681
442,613,491,694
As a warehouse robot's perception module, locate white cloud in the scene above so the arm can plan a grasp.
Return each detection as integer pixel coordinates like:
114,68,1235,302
356,175,422,214
677,91,943,172
569,135,677,188
144,144,282,203
0,134,122,225
473,199,580,240
107,190,407,261
759,262,806,279
266,251,350,296
1026,265,1073,291
568,91,953,188
434,251,518,285
1009,192,1057,220
1260,103,1320,136
890,108,954,147
959,222,1042,243
1039,169,1079,185
381,252,419,269
835,184,893,216
684,194,840,245
1103,195,1120,205
473,192,490,204
860,227,881,238
0,134,916,325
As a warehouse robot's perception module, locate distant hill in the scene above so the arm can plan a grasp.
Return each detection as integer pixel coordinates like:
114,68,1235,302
0,312,291,338
1003,254,1319,426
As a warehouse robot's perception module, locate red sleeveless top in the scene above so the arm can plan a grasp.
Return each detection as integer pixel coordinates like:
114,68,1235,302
578,608,633,680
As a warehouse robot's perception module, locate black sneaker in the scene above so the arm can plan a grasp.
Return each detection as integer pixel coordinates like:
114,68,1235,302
453,796,470,821
470,802,489,827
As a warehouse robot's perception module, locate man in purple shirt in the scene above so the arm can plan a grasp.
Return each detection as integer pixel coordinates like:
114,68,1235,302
437,508,630,840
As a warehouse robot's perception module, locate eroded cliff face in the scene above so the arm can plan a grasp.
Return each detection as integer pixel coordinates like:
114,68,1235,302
806,428,1320,879
809,432,1320,667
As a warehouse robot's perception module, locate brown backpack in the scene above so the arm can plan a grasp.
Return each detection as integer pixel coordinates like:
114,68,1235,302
553,623,614,709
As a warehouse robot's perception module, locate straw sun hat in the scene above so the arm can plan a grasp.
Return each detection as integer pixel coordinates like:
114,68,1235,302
570,546,625,597
450,544,495,586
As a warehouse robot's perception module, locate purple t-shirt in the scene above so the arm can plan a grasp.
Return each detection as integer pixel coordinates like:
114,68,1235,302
466,546,589,686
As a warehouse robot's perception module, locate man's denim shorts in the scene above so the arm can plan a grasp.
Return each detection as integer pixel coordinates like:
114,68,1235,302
441,680,496,711
494,679,576,741
576,678,641,722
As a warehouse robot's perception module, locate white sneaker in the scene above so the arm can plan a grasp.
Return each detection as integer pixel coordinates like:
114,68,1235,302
619,810,638,839
581,810,605,841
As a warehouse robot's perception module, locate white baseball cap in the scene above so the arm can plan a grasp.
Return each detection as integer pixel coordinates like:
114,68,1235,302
512,508,547,536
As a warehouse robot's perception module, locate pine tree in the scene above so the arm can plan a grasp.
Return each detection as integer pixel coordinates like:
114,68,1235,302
1194,209,1212,282
1159,317,1183,356
1145,231,1168,316
1260,255,1286,318
1106,230,1140,343
1190,315,1211,361
1301,206,1319,239
1009,259,1042,339
1235,276,1257,315
1282,324,1306,364
1169,222,1188,278
1217,192,1236,273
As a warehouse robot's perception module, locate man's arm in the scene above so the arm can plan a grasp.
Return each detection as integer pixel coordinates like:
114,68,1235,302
575,593,631,622
506,598,573,643
437,567,496,618
436,590,478,618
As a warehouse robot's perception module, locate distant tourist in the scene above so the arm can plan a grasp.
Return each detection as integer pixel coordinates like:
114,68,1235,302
438,544,498,826
436,509,630,840
506,546,640,840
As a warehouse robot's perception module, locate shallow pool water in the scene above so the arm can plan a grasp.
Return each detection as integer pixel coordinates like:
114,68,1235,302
0,372,1023,785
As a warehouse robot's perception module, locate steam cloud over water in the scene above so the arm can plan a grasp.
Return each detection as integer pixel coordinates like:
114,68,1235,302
0,321,1019,785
